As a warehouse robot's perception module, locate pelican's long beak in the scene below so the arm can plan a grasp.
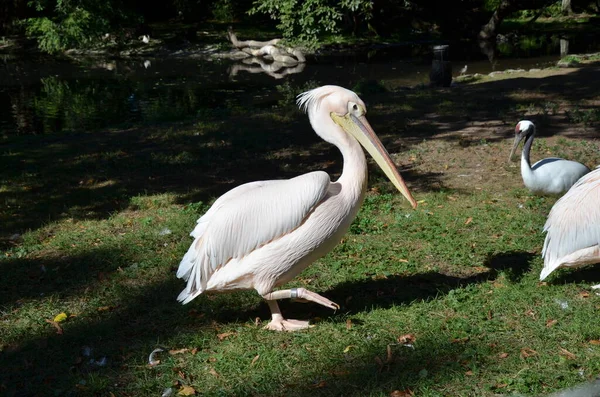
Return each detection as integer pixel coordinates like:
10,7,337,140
508,135,522,162
332,112,417,209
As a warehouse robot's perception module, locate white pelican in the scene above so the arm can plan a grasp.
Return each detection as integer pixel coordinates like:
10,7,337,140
541,166,600,286
509,120,590,195
176,85,417,331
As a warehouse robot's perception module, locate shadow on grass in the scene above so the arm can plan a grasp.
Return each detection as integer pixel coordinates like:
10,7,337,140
275,250,536,321
546,264,600,286
2,62,600,244
0,247,134,307
0,249,536,396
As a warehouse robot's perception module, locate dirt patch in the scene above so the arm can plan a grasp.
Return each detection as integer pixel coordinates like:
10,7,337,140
370,61,600,194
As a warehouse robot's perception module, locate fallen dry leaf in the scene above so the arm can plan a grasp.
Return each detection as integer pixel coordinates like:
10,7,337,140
520,348,538,358
45,319,63,335
390,389,414,397
346,319,352,330
169,348,189,355
451,337,469,344
310,380,327,389
53,312,68,323
559,348,577,360
386,345,393,363
579,291,590,298
498,352,509,359
216,332,235,341
97,306,115,312
251,354,260,365
178,385,196,395
495,383,508,389
190,348,198,355
464,217,473,225
397,334,416,344
343,345,355,353
208,368,220,377
589,340,600,345
465,370,474,376
546,319,558,328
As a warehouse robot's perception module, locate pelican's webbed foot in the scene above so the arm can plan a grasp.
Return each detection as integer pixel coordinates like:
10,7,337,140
264,317,313,331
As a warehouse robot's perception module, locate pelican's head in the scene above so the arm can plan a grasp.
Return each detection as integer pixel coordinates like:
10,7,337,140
297,85,417,209
509,120,536,162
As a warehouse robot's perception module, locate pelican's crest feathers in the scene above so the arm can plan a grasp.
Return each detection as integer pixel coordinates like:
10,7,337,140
296,85,341,114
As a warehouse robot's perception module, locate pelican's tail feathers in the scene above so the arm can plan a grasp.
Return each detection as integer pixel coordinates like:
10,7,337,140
176,237,210,304
539,260,562,281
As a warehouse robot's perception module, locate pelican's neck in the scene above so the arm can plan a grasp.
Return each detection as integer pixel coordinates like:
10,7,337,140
336,135,368,201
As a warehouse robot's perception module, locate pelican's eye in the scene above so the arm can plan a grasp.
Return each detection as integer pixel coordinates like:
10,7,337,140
348,101,364,117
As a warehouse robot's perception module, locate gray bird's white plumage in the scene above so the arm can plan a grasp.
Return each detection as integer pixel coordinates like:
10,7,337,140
510,120,590,195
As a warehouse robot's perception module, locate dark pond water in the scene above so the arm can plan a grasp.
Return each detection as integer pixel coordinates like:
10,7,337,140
0,32,598,137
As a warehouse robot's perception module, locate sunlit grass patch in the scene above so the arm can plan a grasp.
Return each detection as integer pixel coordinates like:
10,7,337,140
5,183,598,396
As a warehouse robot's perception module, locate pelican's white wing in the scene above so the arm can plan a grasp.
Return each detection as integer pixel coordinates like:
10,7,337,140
541,170,600,279
176,171,331,303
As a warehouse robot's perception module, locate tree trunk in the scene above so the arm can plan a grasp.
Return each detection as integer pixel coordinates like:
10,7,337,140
479,0,520,40
560,38,569,56
561,0,573,15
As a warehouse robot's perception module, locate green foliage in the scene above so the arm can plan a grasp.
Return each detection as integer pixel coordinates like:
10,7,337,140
211,0,236,21
566,106,600,125
483,0,503,12
23,0,138,53
25,6,96,53
248,0,373,46
513,1,563,19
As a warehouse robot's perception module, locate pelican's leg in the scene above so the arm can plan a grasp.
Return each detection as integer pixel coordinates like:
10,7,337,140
261,288,339,332
263,288,340,310
263,299,312,331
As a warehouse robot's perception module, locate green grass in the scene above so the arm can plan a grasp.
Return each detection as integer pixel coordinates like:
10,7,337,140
3,65,600,396
3,184,600,396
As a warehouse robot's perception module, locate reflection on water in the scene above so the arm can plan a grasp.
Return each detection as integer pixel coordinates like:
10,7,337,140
0,32,598,136
229,57,306,80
